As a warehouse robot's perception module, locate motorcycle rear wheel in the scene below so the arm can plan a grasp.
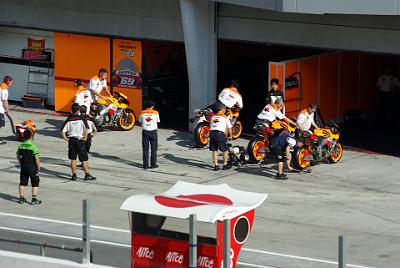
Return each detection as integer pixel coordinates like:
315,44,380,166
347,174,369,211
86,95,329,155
293,147,312,170
194,122,210,148
117,110,136,131
328,143,343,163
247,137,267,163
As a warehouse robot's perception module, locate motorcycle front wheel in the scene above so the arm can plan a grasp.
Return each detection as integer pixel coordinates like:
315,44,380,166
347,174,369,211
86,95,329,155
117,110,136,131
193,122,210,148
328,142,343,163
232,120,243,140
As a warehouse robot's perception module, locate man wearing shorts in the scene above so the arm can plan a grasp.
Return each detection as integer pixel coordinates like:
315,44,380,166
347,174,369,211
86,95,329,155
61,103,96,181
16,129,41,205
209,104,232,171
270,133,298,180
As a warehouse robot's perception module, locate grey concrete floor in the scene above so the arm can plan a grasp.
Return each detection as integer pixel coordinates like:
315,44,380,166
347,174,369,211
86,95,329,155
0,108,399,268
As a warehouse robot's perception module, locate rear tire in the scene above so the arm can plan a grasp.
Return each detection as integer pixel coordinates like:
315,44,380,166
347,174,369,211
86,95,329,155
194,122,210,148
293,147,312,170
247,137,267,163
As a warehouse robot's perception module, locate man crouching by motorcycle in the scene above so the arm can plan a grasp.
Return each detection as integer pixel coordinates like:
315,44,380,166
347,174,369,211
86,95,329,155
214,80,243,124
270,133,299,180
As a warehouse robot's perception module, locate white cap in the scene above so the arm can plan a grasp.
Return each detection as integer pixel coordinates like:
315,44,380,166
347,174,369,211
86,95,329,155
286,137,297,148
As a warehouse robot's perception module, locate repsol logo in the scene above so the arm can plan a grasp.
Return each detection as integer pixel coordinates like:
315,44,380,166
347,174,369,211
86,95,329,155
165,251,184,263
136,247,154,259
197,256,214,268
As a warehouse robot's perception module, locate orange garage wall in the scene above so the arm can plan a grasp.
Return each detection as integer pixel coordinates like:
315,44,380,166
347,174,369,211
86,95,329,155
54,33,110,112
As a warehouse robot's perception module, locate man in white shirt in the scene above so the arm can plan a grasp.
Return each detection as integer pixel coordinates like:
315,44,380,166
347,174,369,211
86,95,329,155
74,79,93,114
256,99,296,127
209,103,233,171
88,68,111,101
0,76,13,145
139,101,160,169
296,104,319,132
217,80,243,109
61,103,96,181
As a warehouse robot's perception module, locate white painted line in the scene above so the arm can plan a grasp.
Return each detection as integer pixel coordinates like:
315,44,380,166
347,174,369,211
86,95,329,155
0,212,130,233
0,213,376,268
237,261,275,268
242,248,375,268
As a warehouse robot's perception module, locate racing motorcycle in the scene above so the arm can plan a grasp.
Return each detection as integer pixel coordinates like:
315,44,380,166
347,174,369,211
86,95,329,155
247,120,296,163
189,105,243,148
292,121,343,170
91,92,136,131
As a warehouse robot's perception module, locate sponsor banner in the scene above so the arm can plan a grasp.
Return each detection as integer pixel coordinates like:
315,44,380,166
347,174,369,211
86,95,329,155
112,39,142,89
27,38,46,51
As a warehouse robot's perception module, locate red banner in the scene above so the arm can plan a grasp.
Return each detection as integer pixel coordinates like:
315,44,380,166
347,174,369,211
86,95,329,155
27,38,46,51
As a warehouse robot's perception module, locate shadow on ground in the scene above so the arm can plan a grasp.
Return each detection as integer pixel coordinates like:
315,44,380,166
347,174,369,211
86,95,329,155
90,152,142,168
36,119,65,139
166,131,194,148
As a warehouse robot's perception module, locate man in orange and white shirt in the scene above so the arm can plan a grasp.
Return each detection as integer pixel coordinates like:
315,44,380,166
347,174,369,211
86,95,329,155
296,104,319,132
88,68,111,101
0,76,13,145
139,101,160,169
256,99,295,127
217,80,243,109
209,103,233,171
74,79,93,114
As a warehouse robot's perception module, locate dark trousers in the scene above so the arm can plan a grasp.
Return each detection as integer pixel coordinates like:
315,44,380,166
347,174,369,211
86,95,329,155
142,130,158,168
86,134,93,153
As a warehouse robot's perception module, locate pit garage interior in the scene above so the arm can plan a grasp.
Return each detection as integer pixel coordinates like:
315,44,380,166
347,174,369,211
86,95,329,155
1,1,400,156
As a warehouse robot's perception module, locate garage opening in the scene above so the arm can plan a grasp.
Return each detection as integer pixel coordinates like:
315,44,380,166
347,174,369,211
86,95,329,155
218,41,400,156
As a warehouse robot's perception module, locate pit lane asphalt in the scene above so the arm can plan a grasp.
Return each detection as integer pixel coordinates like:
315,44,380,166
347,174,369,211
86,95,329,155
0,108,399,267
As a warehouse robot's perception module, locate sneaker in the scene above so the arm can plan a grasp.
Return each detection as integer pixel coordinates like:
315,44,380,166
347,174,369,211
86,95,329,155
150,165,159,169
0,140,6,145
31,198,42,205
84,174,97,180
18,197,27,204
213,165,220,171
275,173,288,180
222,165,232,170
71,174,77,181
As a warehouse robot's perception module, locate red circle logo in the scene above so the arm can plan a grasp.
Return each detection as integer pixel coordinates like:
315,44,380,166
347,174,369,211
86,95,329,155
155,194,233,208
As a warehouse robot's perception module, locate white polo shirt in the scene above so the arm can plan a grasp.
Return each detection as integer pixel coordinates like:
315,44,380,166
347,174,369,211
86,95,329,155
62,115,87,139
218,87,243,109
297,109,315,131
257,104,285,122
139,109,160,131
88,76,107,100
210,112,232,133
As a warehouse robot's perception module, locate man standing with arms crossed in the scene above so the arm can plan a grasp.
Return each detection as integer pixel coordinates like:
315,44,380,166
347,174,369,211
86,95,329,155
0,76,13,145
89,68,111,101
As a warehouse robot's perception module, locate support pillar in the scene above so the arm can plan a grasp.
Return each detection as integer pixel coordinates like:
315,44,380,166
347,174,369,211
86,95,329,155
180,0,217,130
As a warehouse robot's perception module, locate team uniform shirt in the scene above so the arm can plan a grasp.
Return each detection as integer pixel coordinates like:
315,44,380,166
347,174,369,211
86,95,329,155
88,76,107,100
139,109,160,131
218,87,243,109
16,140,40,172
74,86,93,113
296,109,315,131
210,112,232,133
257,104,285,122
376,74,400,93
0,83,9,114
61,114,88,139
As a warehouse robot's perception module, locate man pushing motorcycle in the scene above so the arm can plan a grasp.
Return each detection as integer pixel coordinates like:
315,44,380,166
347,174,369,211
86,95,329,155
215,80,243,125
89,68,111,101
296,103,319,133
256,98,296,127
